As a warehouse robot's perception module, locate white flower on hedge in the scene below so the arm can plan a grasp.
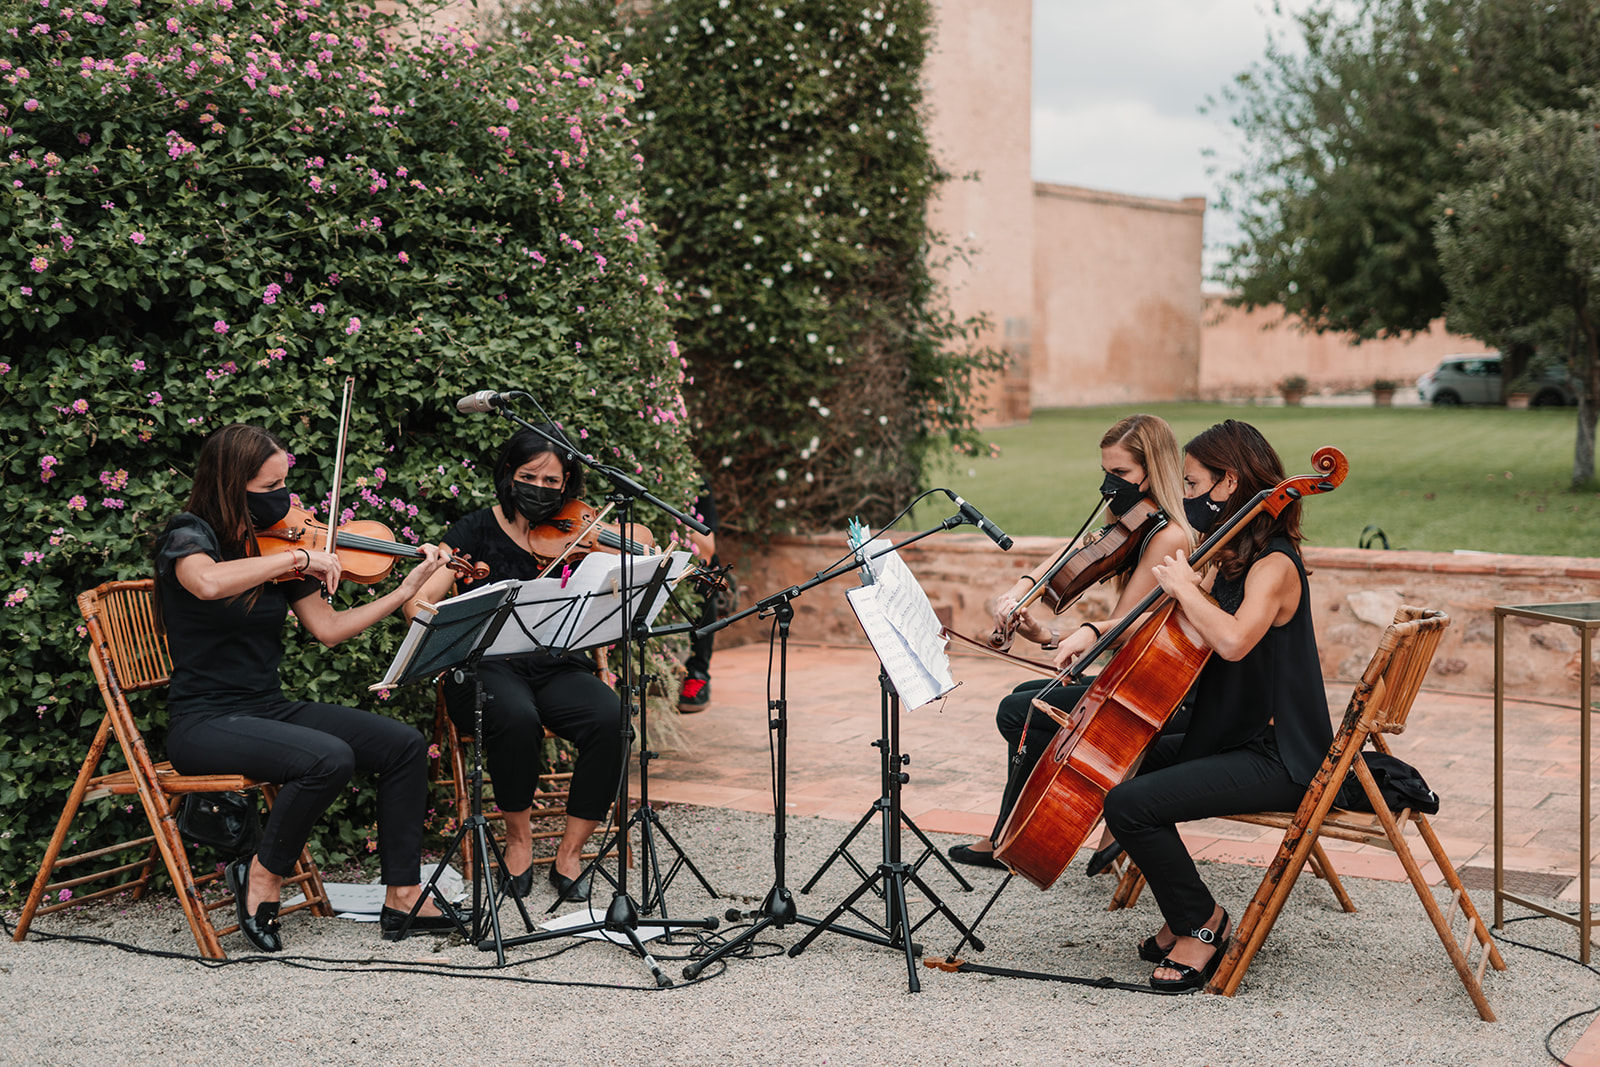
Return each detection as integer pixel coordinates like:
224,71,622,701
711,304,722,314
775,499,786,509
775,469,788,482
733,359,743,368
817,407,830,417
805,472,814,484
721,455,733,466
733,219,743,230
806,333,817,343
808,397,820,407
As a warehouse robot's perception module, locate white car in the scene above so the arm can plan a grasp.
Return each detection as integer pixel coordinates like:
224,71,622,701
1416,354,1577,407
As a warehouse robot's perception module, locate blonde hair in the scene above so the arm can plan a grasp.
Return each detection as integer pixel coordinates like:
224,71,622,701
1100,414,1196,586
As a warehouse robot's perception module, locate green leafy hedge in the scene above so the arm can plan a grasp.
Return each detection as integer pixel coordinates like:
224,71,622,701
0,0,697,900
511,0,1005,532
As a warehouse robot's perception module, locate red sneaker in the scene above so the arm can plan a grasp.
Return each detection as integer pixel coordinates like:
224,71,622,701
678,676,711,713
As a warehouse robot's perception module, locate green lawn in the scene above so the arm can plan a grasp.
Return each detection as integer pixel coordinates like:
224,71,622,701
910,404,1599,557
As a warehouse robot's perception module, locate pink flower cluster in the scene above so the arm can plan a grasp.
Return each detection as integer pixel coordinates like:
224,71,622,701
39,455,57,482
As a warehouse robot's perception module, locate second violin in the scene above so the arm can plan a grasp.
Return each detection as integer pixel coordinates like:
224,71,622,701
527,499,657,571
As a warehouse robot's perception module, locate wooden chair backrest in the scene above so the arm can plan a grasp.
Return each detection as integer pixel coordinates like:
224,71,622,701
78,579,171,693
1354,606,1448,737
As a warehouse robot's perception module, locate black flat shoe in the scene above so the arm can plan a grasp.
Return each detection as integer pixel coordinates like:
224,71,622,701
225,857,282,953
1150,909,1230,993
500,862,535,900
1085,839,1124,878
379,903,463,940
549,864,592,903
946,843,1007,870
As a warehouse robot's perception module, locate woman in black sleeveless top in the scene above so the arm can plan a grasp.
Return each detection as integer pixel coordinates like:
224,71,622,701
1102,419,1332,992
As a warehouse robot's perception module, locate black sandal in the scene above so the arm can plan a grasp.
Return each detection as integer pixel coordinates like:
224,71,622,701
1149,909,1230,993
1137,931,1175,964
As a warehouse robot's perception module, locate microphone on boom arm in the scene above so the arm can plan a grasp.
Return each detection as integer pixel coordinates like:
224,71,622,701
943,489,1013,551
455,390,524,414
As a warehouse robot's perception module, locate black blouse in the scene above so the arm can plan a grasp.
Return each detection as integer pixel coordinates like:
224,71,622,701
154,513,320,716
1177,536,1332,785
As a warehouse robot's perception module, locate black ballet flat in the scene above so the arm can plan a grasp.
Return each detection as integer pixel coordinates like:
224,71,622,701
946,843,1008,870
549,864,592,903
1150,909,1230,993
1085,839,1124,878
225,857,282,953
500,862,535,900
379,902,464,940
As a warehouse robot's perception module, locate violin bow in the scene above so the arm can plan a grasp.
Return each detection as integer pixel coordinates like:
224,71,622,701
941,627,1061,678
310,375,357,599
987,494,1110,649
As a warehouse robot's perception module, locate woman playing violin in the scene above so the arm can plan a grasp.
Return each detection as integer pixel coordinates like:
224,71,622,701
154,423,456,952
1102,419,1333,992
404,426,624,904
948,414,1194,870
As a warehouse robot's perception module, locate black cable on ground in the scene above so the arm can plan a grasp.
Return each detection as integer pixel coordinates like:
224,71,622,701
0,908,792,990
1490,914,1600,1066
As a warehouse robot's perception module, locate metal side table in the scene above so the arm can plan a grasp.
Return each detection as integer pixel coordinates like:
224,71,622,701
1494,601,1600,962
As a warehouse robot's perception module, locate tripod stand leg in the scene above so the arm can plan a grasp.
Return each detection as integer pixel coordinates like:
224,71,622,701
904,866,984,954
788,868,896,957
900,811,974,892
883,867,921,992
941,872,1010,961
798,802,881,894
641,808,719,902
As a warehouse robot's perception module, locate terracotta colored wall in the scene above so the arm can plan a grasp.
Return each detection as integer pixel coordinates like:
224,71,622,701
715,534,1600,700
1031,184,1206,409
1198,297,1488,399
922,0,1036,426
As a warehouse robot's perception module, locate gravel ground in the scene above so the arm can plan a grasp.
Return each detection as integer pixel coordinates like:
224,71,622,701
2,805,1593,1067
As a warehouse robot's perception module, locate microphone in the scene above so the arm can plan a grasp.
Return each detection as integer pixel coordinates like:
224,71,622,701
455,390,520,414
945,490,1013,551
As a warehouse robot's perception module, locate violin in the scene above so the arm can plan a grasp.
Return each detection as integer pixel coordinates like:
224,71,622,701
258,505,490,585
527,499,657,570
989,496,1168,649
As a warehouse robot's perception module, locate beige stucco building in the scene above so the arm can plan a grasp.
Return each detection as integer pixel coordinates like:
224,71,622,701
918,0,1479,422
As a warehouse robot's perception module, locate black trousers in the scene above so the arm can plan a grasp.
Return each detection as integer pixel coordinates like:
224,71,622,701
442,659,624,822
685,579,716,680
166,699,427,885
1102,728,1303,935
989,679,1087,841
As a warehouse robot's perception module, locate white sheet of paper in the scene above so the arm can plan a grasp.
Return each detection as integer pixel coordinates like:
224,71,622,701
846,538,956,709
324,861,465,921
538,903,666,944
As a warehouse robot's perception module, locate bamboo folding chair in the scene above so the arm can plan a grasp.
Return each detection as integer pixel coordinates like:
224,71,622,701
12,579,331,959
1112,607,1505,1019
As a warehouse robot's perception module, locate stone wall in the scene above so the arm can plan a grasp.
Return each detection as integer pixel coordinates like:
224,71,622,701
1030,184,1206,410
714,533,1600,699
1198,297,1487,400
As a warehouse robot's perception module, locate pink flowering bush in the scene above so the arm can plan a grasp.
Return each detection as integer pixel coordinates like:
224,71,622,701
0,0,695,889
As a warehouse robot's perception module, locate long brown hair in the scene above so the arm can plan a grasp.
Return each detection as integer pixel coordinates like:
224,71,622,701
1100,413,1194,590
185,423,288,559
1184,419,1300,581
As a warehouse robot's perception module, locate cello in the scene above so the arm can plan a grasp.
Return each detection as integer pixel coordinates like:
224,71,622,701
991,446,1348,889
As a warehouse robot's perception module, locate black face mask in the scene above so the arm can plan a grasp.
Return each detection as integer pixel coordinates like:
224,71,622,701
1184,492,1226,534
1099,472,1144,517
246,486,292,529
508,481,564,525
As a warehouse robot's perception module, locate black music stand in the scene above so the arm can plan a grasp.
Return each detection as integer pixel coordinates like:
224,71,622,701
785,541,982,991
683,521,985,987
375,579,535,964
484,527,720,986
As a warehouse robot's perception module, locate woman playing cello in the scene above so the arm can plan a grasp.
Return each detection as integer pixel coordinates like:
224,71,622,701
1102,419,1333,991
947,414,1193,870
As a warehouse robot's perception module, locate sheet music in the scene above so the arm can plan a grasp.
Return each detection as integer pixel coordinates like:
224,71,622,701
846,538,956,709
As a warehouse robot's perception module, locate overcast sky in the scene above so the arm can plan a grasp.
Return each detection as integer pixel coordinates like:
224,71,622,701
1031,0,1316,270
